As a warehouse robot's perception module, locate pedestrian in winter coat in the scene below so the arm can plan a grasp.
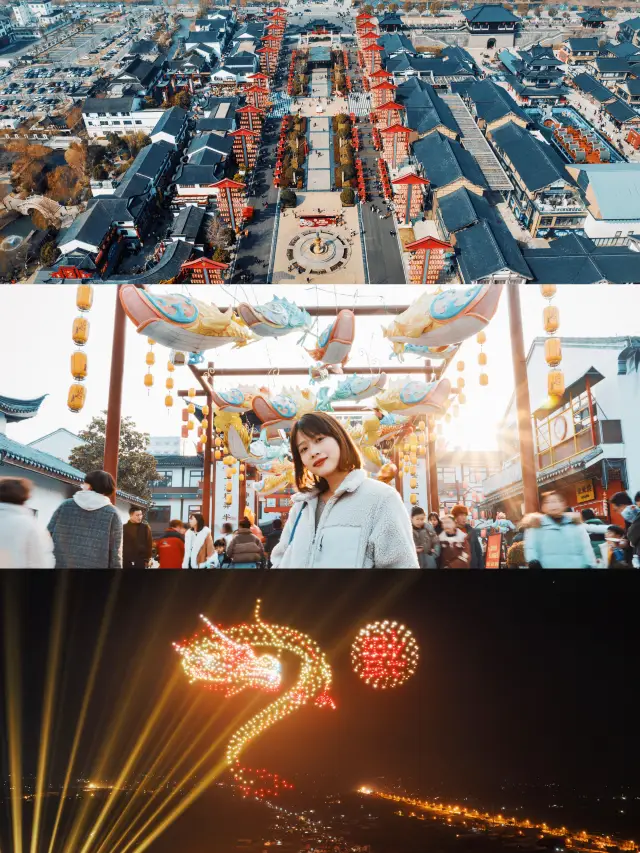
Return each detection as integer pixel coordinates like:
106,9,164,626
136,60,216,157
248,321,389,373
452,505,484,568
523,490,596,569
265,518,284,566
271,412,418,568
0,477,55,569
428,512,443,535
411,505,439,568
123,506,153,569
47,471,122,569
226,519,265,568
156,520,186,569
183,513,215,568
438,515,472,568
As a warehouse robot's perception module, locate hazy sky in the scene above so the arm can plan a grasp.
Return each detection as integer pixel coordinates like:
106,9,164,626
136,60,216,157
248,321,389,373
1,284,638,451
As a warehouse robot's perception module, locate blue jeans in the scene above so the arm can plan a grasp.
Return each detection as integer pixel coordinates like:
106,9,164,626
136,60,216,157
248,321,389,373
230,562,258,569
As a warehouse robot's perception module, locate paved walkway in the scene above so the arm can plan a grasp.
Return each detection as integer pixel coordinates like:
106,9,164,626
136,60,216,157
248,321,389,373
307,115,332,191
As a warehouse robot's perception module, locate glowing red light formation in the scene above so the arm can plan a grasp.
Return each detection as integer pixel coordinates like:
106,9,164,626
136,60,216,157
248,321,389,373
351,621,419,689
174,601,335,799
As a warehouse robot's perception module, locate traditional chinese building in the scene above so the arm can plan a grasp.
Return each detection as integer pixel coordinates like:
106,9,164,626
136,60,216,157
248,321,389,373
179,257,229,283
403,235,453,283
392,172,430,223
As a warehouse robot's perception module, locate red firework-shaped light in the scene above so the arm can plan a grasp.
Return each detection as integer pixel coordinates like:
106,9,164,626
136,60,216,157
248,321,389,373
351,621,419,689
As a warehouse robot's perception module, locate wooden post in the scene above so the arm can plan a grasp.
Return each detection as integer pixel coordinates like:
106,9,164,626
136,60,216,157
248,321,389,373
202,387,213,528
104,285,126,504
427,426,439,516
507,284,540,514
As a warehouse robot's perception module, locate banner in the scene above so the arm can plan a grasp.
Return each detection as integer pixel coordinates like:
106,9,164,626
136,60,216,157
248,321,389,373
485,533,503,569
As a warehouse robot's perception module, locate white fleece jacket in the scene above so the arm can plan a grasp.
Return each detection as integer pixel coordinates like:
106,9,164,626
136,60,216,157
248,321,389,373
270,469,419,569
0,504,55,569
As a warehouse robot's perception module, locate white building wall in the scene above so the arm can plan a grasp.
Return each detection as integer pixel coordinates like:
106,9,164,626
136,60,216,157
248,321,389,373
28,429,84,464
619,352,640,490
4,464,137,526
583,213,640,239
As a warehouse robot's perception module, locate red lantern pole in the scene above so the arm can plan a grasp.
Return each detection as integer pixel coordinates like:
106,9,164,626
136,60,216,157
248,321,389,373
507,284,539,514
104,285,126,503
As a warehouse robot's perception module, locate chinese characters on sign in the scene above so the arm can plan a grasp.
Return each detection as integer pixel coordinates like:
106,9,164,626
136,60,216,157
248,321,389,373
575,479,595,504
485,533,503,569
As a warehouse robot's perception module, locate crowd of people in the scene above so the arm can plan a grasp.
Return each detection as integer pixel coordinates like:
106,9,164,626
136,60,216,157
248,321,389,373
1,416,639,568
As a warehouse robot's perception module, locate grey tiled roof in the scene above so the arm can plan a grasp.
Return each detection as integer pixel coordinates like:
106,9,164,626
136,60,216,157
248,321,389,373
465,78,528,124
490,121,572,193
396,77,459,136
522,233,640,283
413,132,487,191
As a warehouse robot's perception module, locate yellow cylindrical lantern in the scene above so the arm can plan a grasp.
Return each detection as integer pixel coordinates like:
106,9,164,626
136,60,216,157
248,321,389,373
545,337,562,368
76,284,93,312
166,377,174,390
226,481,233,493
147,338,155,346
479,373,489,386
72,317,89,346
410,477,417,489
478,352,488,366
201,433,208,444
214,437,222,447
146,351,155,366
223,455,235,465
225,494,233,505
187,419,194,430
410,464,416,475
70,351,87,381
187,402,195,414
548,369,565,397
476,331,486,345
167,361,175,372
144,373,153,388
403,442,410,453
410,494,418,505
201,418,208,430
457,377,465,388
457,361,465,371
543,305,560,334
240,463,246,472
215,450,222,460
202,404,210,416
540,284,557,299
239,474,245,482
418,420,426,431
188,388,195,398
410,451,417,464
458,392,466,405
67,383,86,413
165,394,174,408
418,446,425,457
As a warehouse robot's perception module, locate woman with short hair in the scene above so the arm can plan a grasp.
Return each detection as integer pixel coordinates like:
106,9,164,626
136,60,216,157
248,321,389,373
0,477,55,569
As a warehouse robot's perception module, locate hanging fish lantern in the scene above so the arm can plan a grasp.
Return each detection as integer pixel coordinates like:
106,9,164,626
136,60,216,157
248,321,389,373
211,386,260,413
119,286,253,353
237,296,313,338
389,343,460,362
383,285,503,351
307,309,355,368
375,378,451,416
252,387,317,442
254,466,296,496
316,373,387,412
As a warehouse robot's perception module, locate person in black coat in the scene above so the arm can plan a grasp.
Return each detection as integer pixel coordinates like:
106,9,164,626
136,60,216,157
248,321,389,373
265,518,283,568
452,505,484,568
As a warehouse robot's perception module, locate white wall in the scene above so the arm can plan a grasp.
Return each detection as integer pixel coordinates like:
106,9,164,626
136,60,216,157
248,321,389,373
583,213,640,239
619,352,640,490
3,464,134,526
28,429,84,464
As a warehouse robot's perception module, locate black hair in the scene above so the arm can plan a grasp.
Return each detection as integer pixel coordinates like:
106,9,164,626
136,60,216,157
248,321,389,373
189,512,206,532
85,470,116,497
214,538,227,548
411,506,426,517
607,525,624,537
580,508,596,521
221,522,234,534
635,492,640,504
273,518,283,530
239,518,251,530
611,491,632,507
129,505,142,516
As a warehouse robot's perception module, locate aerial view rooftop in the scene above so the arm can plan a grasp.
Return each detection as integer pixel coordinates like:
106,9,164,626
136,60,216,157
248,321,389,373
2,0,640,282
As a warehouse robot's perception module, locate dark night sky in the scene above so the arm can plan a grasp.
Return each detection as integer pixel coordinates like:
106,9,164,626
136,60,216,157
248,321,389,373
1,573,639,799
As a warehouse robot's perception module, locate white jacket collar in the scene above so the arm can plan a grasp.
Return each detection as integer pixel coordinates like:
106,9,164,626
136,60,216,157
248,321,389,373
291,468,367,502
73,490,112,511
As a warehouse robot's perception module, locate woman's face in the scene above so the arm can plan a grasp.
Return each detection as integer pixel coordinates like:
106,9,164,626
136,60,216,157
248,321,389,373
189,515,197,530
428,514,438,525
296,431,341,479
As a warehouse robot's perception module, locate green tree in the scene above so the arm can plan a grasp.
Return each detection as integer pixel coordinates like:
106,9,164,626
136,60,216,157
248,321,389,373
340,186,355,205
69,413,158,502
280,188,297,207
212,246,231,263
173,90,191,109
39,240,59,267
